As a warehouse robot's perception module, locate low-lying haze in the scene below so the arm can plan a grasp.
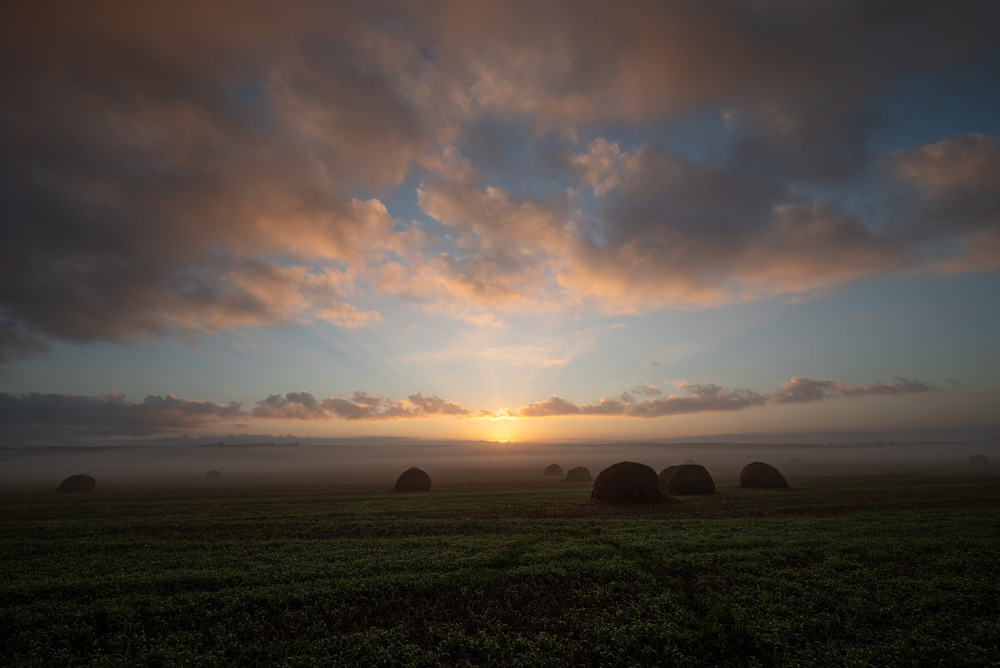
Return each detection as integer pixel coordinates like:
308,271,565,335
5,440,997,494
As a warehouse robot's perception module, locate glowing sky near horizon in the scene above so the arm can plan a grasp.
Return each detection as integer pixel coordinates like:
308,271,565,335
1,0,999,444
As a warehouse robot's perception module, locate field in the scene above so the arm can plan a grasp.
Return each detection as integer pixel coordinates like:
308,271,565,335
3,468,999,666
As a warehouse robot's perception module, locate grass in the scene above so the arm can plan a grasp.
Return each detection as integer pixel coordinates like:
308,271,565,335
2,474,999,666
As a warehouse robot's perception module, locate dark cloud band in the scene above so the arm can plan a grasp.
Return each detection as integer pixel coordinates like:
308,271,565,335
0,375,938,442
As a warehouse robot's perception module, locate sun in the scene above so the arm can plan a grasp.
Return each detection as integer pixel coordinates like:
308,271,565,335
484,415,519,444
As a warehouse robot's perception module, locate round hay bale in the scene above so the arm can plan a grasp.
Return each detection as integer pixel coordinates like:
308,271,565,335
660,464,715,495
684,459,696,465
591,461,664,504
789,458,803,465
56,474,96,492
565,466,592,482
968,454,990,465
394,467,431,492
657,465,678,489
543,464,563,477
739,461,789,489
205,469,222,479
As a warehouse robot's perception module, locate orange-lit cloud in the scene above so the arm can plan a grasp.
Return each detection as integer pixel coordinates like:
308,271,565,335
886,133,1000,273
1,0,998,362
508,384,770,418
0,374,942,442
411,144,907,314
251,391,489,421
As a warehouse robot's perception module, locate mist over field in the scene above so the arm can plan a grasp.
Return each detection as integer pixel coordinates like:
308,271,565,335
4,438,998,493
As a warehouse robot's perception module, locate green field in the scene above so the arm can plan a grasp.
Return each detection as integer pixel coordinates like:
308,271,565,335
3,474,999,666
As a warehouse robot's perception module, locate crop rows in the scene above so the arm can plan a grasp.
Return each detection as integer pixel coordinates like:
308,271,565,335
2,475,999,666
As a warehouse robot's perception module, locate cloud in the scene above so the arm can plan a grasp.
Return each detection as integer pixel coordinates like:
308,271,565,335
512,395,584,418
251,390,485,421
510,383,769,418
414,128,999,316
427,1,998,173
0,373,940,441
0,391,242,439
0,318,50,363
413,144,903,314
886,133,1000,273
406,179,575,313
2,0,999,363
572,138,624,196
0,1,423,357
316,303,384,330
0,386,487,440
889,134,1000,204
617,383,663,403
768,377,938,404
507,376,938,418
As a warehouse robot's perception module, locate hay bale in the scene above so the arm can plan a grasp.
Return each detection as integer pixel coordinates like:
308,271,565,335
657,465,678,489
543,464,563,477
56,474,96,492
565,466,592,482
739,461,789,489
660,464,715,495
206,470,222,479
789,458,803,465
394,467,431,492
968,454,990,465
591,461,664,504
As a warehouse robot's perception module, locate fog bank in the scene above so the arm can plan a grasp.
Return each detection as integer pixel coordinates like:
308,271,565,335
2,440,998,493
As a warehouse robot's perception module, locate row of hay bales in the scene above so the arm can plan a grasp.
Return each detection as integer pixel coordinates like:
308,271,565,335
589,460,790,503
544,463,593,481
542,460,788,503
51,453,996,493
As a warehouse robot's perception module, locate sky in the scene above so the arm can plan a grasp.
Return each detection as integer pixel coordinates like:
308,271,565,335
1,0,999,446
